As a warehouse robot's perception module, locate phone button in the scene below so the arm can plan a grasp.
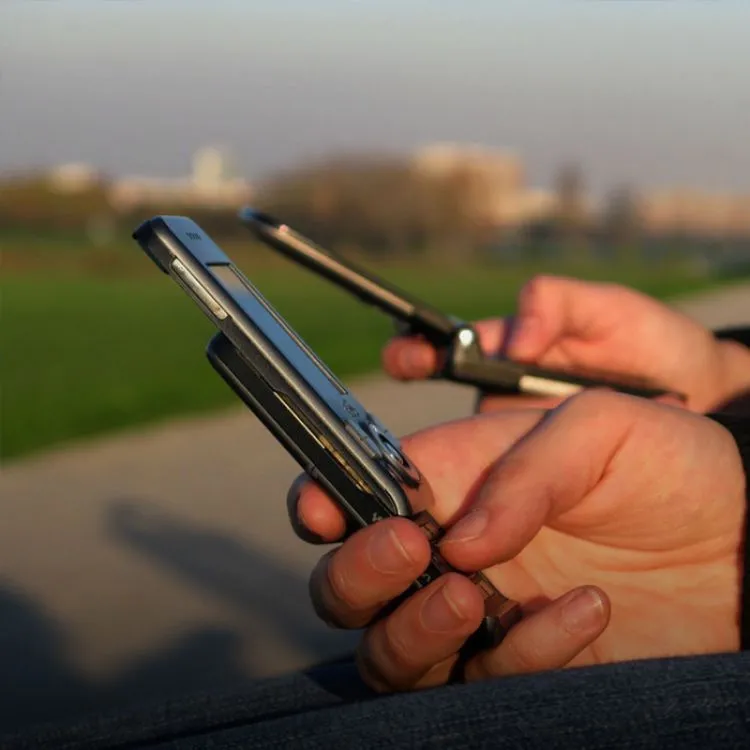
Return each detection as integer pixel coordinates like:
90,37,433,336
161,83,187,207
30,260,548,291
344,422,381,458
171,258,228,321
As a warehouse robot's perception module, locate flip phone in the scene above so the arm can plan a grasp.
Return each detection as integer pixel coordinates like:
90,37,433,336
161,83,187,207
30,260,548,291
240,208,684,402
132,215,522,653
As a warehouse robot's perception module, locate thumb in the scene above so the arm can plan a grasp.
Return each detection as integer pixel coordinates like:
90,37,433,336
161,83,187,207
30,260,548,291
508,275,613,361
438,391,636,572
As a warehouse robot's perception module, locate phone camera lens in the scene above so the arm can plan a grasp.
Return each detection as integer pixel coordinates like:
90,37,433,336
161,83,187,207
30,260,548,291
366,422,421,487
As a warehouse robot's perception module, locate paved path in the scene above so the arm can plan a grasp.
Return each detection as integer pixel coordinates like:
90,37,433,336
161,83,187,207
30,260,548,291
0,282,747,731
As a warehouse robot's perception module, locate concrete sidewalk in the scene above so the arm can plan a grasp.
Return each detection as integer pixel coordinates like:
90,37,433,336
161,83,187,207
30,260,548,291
0,282,747,731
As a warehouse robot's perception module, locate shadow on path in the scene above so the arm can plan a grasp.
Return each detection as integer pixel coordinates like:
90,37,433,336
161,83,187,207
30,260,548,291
0,499,357,735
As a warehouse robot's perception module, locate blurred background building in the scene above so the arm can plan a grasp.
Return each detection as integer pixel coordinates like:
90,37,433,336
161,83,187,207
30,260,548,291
47,163,104,194
107,146,254,211
638,189,750,239
410,143,557,228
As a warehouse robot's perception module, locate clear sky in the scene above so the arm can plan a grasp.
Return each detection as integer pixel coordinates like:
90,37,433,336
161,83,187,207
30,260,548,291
1,1,749,195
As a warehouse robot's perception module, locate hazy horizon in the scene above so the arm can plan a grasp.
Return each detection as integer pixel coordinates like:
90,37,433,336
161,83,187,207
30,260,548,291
2,1,749,196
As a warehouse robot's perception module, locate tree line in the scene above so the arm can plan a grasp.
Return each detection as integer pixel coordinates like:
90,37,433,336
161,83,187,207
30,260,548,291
1,157,746,270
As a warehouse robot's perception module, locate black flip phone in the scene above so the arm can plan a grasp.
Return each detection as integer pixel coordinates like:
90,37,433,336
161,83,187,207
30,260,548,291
240,208,684,402
132,215,521,652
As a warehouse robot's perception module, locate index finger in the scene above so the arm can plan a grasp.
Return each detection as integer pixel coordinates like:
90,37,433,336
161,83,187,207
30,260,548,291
381,318,511,381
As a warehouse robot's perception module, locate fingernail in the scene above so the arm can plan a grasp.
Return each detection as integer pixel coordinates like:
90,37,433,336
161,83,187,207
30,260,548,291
441,509,489,545
561,587,605,634
421,579,472,633
367,526,414,574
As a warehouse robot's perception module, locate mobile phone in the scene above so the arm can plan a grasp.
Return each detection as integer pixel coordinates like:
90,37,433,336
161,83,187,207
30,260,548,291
132,215,521,652
239,208,683,402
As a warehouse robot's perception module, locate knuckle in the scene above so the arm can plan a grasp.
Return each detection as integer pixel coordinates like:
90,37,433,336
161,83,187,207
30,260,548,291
355,614,427,693
326,551,363,611
520,274,564,305
496,633,542,675
523,273,555,294
308,550,357,628
308,552,337,624
381,615,424,674
565,388,626,414
355,642,397,694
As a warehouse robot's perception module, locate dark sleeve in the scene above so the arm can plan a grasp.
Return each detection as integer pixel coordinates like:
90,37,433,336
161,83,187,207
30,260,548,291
706,412,750,649
714,326,750,348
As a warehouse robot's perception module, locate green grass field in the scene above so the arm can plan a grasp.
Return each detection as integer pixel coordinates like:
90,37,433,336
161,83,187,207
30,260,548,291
2,241,743,462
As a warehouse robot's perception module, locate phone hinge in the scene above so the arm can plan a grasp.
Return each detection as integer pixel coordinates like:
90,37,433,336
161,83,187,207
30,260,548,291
274,393,372,494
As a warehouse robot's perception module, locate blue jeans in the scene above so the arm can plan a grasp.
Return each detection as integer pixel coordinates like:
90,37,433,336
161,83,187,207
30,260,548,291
3,652,750,749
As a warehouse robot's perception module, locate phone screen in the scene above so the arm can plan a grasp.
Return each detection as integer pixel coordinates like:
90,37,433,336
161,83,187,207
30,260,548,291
208,263,348,397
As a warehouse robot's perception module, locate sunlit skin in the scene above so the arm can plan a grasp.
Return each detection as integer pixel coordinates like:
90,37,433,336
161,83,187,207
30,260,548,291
382,276,750,415
288,277,749,692
292,394,745,690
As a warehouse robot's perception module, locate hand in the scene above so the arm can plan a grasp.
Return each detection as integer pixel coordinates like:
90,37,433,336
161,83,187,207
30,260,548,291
289,393,745,692
382,275,750,413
